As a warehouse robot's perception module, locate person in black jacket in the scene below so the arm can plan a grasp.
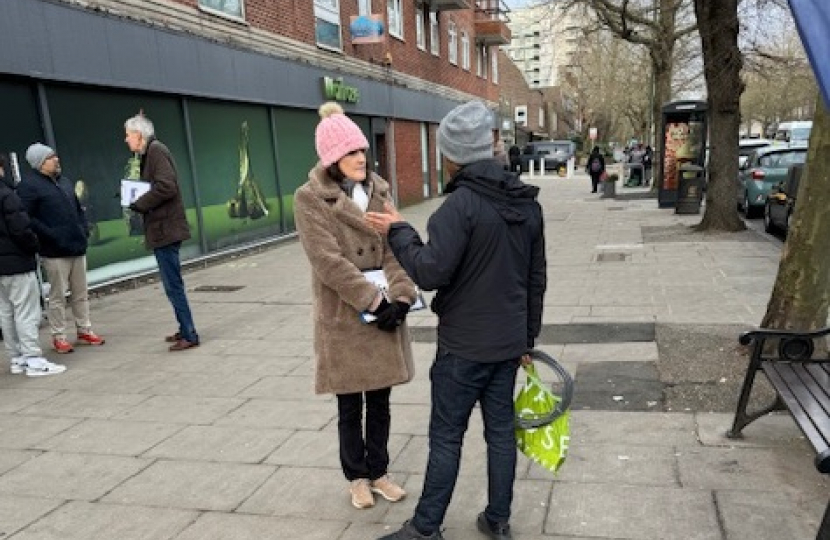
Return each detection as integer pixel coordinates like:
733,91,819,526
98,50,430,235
586,146,606,193
0,153,66,377
367,101,547,540
19,144,105,354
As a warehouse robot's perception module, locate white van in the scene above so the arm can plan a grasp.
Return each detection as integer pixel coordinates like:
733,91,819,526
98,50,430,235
774,121,812,144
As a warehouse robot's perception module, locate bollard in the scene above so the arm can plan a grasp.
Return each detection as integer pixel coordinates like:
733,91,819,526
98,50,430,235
540,157,546,175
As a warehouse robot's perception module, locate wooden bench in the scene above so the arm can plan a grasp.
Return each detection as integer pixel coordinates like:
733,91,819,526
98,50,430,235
728,327,830,540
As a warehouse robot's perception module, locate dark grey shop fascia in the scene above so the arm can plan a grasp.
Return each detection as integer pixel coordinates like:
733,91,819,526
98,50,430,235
0,0,461,122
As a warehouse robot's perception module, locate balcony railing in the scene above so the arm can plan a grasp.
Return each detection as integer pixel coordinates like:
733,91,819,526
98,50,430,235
419,0,471,10
474,0,511,45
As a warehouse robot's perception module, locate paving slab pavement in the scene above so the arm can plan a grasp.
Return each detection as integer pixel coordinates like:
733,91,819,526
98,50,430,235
0,171,826,539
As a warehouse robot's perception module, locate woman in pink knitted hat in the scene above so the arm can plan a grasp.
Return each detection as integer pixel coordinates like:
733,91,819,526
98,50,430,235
294,102,418,510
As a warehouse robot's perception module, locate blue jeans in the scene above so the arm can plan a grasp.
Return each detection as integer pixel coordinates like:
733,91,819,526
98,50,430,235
412,350,520,534
154,242,198,343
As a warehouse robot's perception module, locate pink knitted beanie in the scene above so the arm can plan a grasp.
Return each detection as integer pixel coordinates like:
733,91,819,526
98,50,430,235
315,102,370,167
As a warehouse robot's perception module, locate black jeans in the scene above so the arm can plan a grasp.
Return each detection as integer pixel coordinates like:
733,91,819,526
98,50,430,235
411,350,519,534
336,387,391,481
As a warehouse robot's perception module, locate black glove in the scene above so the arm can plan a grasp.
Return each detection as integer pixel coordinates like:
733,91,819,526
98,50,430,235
128,203,140,213
374,300,410,332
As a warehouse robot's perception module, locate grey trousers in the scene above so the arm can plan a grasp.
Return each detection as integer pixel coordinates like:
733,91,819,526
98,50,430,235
0,271,43,359
41,256,92,338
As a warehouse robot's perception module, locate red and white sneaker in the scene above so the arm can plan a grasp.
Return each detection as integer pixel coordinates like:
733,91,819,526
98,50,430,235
53,338,74,354
77,331,105,346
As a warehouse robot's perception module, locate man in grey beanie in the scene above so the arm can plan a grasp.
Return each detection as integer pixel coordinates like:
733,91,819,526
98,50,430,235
18,143,105,354
366,101,547,540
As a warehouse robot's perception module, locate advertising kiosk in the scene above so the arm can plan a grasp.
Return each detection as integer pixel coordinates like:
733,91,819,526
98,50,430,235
657,100,708,208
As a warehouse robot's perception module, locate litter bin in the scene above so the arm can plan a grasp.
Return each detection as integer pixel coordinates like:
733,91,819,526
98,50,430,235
675,164,705,214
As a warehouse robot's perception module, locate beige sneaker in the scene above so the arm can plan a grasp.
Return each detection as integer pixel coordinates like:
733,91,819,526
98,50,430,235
371,474,406,502
350,478,374,509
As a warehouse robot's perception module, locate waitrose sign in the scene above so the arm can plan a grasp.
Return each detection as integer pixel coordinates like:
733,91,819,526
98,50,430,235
322,77,360,103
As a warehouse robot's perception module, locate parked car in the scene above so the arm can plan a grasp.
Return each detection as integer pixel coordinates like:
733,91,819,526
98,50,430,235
519,140,576,173
738,138,772,168
737,145,807,218
764,163,803,235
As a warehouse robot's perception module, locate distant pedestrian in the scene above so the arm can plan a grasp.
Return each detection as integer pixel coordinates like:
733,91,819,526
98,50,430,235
586,146,606,193
19,143,105,354
0,153,66,377
366,101,547,540
643,145,654,186
294,102,419,511
507,143,522,173
124,114,200,351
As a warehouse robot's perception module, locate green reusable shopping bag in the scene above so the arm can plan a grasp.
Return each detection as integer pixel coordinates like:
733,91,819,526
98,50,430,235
515,363,571,473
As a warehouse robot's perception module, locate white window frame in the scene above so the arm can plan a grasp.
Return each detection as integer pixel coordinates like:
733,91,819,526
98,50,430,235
387,0,404,40
448,21,458,65
357,0,370,16
461,31,470,71
429,10,440,56
416,7,426,50
314,0,341,51
515,105,528,126
492,49,499,83
539,107,545,128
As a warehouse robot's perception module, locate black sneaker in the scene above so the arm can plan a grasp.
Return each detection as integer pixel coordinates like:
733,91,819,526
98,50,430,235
476,512,512,540
378,520,444,539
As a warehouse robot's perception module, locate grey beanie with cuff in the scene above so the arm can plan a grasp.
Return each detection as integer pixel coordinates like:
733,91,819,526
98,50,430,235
437,101,494,166
25,143,55,171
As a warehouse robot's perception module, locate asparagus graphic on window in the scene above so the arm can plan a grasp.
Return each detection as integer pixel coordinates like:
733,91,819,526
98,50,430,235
227,121,269,220
124,153,145,236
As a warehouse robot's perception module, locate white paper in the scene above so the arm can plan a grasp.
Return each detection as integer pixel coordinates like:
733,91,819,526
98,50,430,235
360,269,425,323
120,179,151,207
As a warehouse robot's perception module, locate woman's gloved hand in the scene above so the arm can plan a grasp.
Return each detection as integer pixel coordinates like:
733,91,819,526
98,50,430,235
374,300,410,332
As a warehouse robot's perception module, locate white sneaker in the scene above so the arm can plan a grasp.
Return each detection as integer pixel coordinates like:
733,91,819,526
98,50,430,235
25,359,67,377
10,357,26,375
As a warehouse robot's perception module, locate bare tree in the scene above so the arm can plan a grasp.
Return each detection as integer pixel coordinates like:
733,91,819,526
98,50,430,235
761,95,830,329
693,0,745,231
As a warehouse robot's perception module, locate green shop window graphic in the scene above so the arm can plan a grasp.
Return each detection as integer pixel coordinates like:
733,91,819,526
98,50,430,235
227,121,269,220
322,77,360,104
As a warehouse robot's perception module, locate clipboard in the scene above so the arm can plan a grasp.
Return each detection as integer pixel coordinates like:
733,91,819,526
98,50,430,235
360,269,426,323
120,179,151,207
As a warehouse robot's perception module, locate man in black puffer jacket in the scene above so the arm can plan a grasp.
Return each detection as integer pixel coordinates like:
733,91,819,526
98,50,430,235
367,101,547,540
19,144,105,355
0,153,66,377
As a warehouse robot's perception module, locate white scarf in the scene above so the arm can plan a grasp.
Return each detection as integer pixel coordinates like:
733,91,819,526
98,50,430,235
351,182,369,213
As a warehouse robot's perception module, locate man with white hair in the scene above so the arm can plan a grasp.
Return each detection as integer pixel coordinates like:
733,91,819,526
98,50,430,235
124,114,199,351
366,101,547,540
19,143,105,354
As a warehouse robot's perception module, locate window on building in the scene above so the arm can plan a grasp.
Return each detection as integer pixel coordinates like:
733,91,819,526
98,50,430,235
357,0,370,15
476,46,488,78
429,10,440,56
314,0,341,51
198,0,244,20
492,50,499,83
448,22,458,65
416,7,426,50
461,31,470,70
515,106,528,126
539,107,545,127
388,0,403,39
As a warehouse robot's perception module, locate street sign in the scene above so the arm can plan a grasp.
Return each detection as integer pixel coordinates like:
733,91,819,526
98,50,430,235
789,0,830,106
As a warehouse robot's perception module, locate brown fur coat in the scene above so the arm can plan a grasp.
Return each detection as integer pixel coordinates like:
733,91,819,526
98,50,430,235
294,164,417,395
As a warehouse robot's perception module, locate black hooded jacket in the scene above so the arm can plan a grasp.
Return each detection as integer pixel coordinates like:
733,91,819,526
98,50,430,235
387,159,547,362
0,174,39,276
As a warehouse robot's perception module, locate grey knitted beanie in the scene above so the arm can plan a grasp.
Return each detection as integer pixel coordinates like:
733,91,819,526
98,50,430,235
25,143,55,170
437,101,494,166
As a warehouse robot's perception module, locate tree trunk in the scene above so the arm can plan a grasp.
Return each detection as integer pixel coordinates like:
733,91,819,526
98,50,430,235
761,95,830,330
649,2,675,192
693,0,745,232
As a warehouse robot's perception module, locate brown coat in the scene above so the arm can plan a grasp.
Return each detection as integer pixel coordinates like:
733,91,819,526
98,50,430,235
134,139,192,249
295,164,417,395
